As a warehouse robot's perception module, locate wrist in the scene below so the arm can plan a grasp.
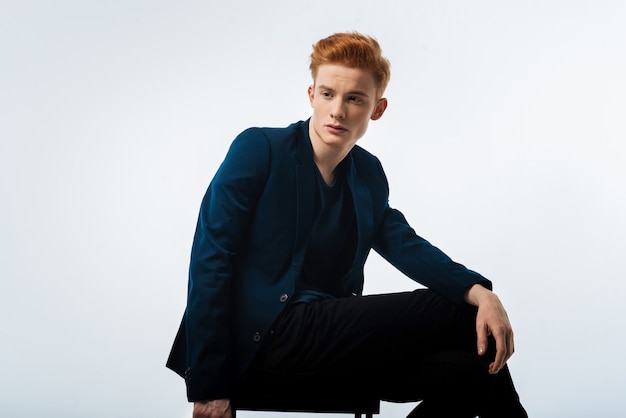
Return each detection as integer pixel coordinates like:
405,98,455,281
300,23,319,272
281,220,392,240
464,284,494,306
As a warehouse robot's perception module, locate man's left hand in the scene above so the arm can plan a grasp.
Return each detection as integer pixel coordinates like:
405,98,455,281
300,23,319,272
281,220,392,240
464,284,515,374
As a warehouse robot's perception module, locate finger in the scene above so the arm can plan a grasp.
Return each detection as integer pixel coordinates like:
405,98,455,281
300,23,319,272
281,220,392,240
476,322,489,356
490,327,509,374
500,327,514,366
507,329,515,361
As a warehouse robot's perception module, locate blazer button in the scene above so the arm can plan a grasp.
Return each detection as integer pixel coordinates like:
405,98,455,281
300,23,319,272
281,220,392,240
279,293,289,303
253,332,261,342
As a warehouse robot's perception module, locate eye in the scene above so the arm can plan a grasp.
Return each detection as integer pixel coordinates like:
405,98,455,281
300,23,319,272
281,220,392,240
348,96,364,104
321,91,332,98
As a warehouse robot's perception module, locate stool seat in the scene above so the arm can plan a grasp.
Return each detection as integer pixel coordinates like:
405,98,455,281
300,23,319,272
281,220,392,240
232,389,380,417
231,367,380,417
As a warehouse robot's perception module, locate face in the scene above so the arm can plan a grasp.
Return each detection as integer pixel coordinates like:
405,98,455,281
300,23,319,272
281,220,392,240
308,64,387,156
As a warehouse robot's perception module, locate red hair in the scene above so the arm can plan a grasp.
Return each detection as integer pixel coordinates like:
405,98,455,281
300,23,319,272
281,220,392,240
309,32,391,98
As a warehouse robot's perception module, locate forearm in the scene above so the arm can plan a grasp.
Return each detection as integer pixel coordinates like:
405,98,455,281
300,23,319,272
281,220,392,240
375,208,492,304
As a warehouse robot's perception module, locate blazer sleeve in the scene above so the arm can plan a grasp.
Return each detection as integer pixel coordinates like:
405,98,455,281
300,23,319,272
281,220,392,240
184,128,270,401
366,155,492,305
373,206,492,305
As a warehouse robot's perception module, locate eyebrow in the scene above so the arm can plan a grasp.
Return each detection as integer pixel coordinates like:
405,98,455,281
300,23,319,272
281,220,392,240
317,84,370,98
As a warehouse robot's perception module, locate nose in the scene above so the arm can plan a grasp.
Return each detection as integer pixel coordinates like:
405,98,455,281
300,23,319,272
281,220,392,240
330,99,346,120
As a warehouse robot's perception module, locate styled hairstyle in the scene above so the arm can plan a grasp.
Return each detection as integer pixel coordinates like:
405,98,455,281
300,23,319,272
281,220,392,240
309,32,391,98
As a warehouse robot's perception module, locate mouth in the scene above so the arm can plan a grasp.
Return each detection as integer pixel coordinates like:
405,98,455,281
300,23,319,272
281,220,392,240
325,124,347,134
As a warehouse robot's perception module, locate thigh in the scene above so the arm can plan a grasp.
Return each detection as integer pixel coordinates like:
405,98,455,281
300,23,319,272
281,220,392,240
253,289,480,375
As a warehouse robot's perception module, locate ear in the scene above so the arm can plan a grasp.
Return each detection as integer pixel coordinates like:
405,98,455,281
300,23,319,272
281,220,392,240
370,98,388,121
307,85,315,106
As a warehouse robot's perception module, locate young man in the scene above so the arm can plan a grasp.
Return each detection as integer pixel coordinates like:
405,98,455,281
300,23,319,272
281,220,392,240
167,32,527,418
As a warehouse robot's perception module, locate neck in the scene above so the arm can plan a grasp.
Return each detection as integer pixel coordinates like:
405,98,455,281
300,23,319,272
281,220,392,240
311,142,352,186
309,124,352,186
314,157,339,186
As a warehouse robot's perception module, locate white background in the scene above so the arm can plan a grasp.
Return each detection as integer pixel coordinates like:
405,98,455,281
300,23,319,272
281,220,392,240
1,1,625,417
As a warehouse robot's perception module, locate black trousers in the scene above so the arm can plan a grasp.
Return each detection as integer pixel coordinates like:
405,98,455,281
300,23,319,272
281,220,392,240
238,289,527,418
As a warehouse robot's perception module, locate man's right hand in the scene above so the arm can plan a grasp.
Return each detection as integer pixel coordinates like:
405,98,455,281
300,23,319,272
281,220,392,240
193,399,232,418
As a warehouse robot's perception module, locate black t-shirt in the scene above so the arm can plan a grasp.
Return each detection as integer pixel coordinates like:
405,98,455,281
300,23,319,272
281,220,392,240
294,160,357,302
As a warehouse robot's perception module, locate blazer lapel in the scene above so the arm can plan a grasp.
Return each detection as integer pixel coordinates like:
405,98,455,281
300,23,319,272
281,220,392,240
292,121,316,263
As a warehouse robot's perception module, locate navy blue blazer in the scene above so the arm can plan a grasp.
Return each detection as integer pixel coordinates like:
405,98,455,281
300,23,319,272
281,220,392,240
166,119,491,401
